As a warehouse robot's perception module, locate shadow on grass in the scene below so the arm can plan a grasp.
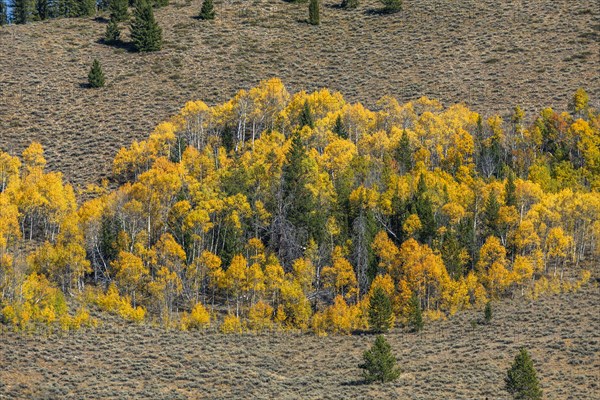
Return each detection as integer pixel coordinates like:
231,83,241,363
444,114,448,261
94,16,110,23
97,38,137,53
364,7,402,15
341,379,367,386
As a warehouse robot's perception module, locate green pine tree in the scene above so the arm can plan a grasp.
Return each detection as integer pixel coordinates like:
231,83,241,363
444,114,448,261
11,0,32,24
380,0,401,12
368,287,394,333
505,348,543,400
282,132,312,227
0,0,9,25
414,174,436,243
299,100,314,129
104,15,121,43
198,0,214,20
77,0,95,16
308,0,319,25
408,294,423,332
359,335,401,383
484,300,492,324
505,171,517,207
484,190,500,237
34,0,48,20
130,0,162,52
109,0,128,21
332,114,347,139
395,129,412,174
221,124,234,153
88,59,105,88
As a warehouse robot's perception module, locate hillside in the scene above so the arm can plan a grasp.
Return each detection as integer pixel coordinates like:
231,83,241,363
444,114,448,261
1,283,598,399
1,0,599,186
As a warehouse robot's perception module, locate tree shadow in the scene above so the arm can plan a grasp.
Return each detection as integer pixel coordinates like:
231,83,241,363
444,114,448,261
364,8,401,15
94,16,110,23
97,38,137,53
341,379,367,386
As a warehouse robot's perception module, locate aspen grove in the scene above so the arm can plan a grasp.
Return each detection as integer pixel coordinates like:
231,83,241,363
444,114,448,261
0,80,598,333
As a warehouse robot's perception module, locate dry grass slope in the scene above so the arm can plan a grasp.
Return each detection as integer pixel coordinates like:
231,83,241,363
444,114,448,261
0,0,599,186
0,283,598,399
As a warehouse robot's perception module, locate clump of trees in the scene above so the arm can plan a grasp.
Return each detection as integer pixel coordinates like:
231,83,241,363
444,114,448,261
0,81,597,333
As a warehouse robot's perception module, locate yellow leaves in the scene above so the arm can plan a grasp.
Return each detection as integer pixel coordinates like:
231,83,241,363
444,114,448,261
441,202,465,226
321,246,358,300
0,193,20,250
403,214,422,238
220,314,243,334
247,300,273,332
371,231,399,274
311,295,360,335
0,151,21,192
477,236,512,297
278,278,312,330
224,254,247,294
368,274,395,298
292,258,314,294
544,227,572,260
264,256,285,296
349,186,379,210
22,142,46,171
94,283,146,322
324,295,354,335
111,251,148,292
513,255,535,283
181,302,211,330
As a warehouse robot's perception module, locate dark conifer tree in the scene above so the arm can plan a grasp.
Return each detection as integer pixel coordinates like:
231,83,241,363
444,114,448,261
505,171,517,208
505,348,543,400
34,0,49,20
308,0,319,25
408,294,423,332
333,114,347,139
0,0,8,25
88,59,105,88
368,287,393,333
299,100,314,129
109,0,128,21
78,0,95,16
414,174,436,243
104,15,121,43
395,129,412,174
484,300,492,324
198,0,214,20
359,335,401,383
11,0,32,24
282,132,312,230
484,190,500,237
221,124,234,153
130,0,162,52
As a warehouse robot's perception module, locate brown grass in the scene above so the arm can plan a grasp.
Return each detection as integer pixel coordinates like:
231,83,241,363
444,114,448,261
1,282,598,399
0,0,598,186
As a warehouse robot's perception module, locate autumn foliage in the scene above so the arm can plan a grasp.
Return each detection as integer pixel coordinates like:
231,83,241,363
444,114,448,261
0,80,598,333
